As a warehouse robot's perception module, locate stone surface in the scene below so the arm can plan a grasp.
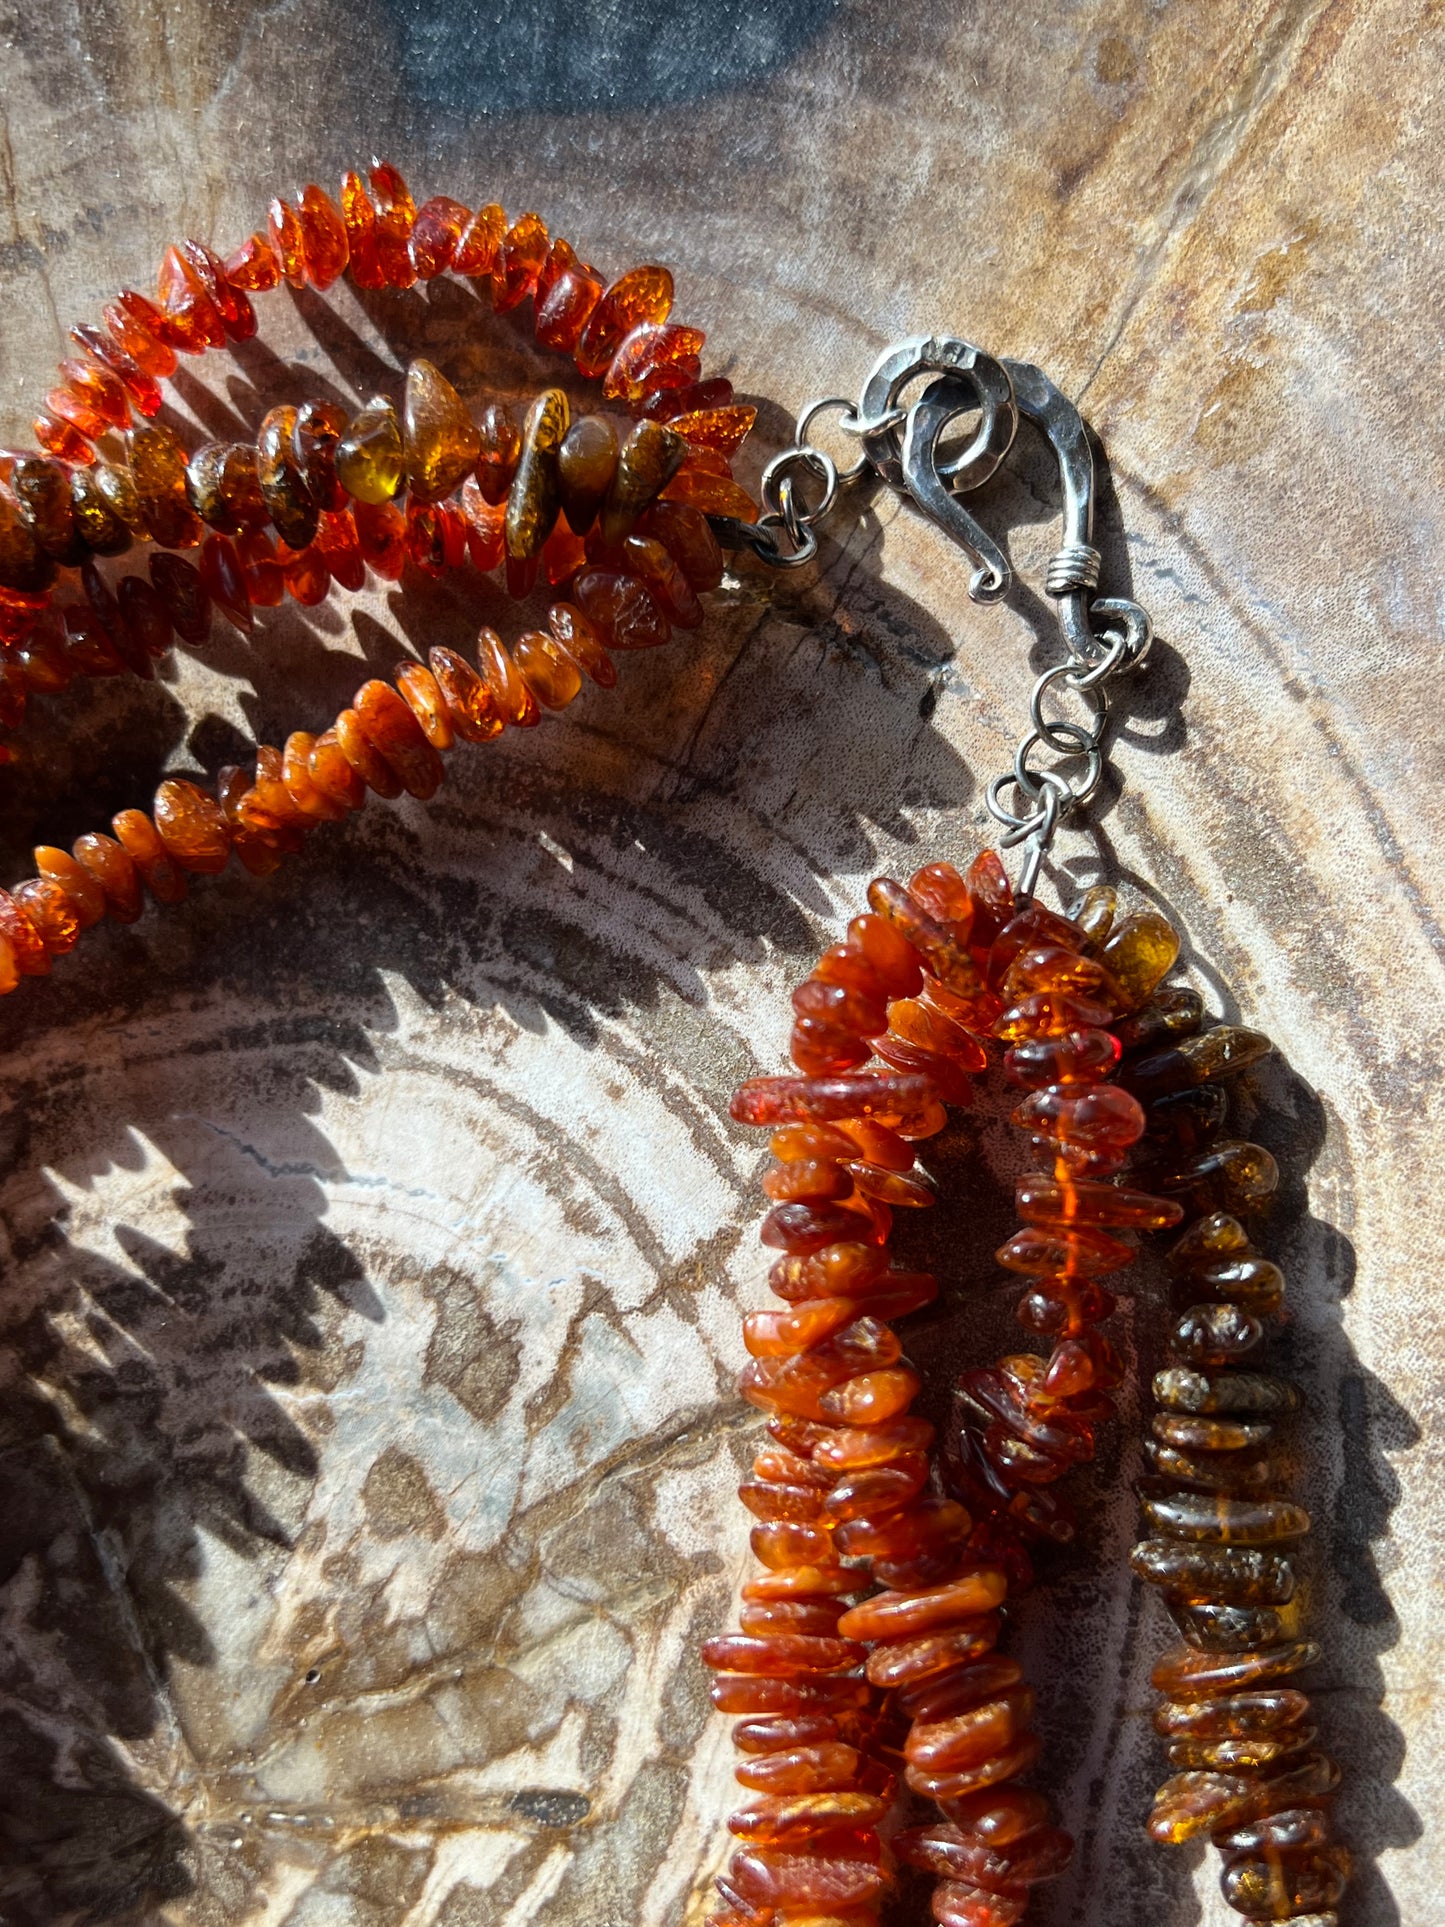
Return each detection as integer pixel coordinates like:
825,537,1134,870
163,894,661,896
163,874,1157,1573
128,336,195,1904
0,3,1436,1924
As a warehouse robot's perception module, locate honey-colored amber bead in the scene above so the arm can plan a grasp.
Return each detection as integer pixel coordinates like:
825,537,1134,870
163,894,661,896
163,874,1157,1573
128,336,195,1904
256,405,320,550
199,534,252,632
339,170,385,289
0,891,51,973
734,1744,863,1795
622,532,703,626
1151,1410,1276,1453
70,323,163,419
280,732,346,822
278,539,330,605
513,630,583,710
33,411,95,463
1215,1808,1333,1855
1154,1368,1297,1417
838,1571,1006,1645
904,1688,1035,1778
1148,1752,1337,1844
393,662,454,751
1012,1083,1145,1150
11,879,79,954
111,808,187,902
1141,1491,1309,1544
0,494,55,595
1016,1173,1179,1229
9,457,81,563
149,554,210,643
405,194,469,278
155,245,226,353
428,645,501,741
669,403,757,456
1170,1301,1263,1366
637,501,722,599
1152,1641,1319,1697
237,528,285,606
728,1790,887,1846
908,1731,1040,1803
70,465,132,555
128,424,201,548
837,1497,970,1565
701,1632,863,1677
151,778,231,874
70,828,142,917
1220,1844,1349,1919
336,398,405,506
292,401,348,512
103,293,178,378
572,568,670,650
266,196,308,287
35,846,105,927
556,414,617,534
1168,1601,1292,1654
314,508,365,591
576,265,674,379
661,465,760,521
1130,1539,1295,1605
1146,1441,1277,1494
503,387,568,560
1097,910,1181,1011
176,240,254,340
1183,1253,1284,1316
1129,1025,1273,1101
354,678,445,799
1156,1690,1310,1739
813,1416,934,1470
471,403,521,507
493,211,548,311
710,1675,870,1717
820,1453,929,1522
545,601,615,687
599,420,688,546
401,358,480,503
726,1849,885,1913
470,627,535,727
186,442,266,535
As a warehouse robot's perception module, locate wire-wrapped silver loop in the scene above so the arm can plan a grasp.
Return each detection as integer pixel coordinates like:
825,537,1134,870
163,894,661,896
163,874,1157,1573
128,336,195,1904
1045,543,1102,596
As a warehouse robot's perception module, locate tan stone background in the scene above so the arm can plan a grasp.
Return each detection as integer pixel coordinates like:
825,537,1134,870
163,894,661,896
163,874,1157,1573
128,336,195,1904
0,2,1438,1922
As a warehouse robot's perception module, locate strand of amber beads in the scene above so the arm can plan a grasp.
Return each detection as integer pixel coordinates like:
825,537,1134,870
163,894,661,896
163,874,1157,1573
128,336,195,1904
0,593,678,990
715,855,1076,1927
1109,971,1350,1924
0,158,757,752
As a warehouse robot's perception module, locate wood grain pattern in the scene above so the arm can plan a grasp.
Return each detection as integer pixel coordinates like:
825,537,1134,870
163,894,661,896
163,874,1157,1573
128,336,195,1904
0,2,1436,1922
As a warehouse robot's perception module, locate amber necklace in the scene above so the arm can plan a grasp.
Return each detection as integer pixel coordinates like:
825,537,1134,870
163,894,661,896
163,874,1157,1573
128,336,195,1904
0,166,1347,1927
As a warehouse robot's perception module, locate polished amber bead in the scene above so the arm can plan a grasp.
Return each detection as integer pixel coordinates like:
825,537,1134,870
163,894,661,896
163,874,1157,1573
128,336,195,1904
198,534,252,632
186,442,267,535
504,388,567,559
1170,1301,1263,1366
728,1790,887,1846
128,424,201,548
1012,1084,1145,1149
427,645,500,741
34,413,94,465
223,232,281,292
408,195,469,278
661,465,759,521
1155,1690,1310,1739
0,494,55,595
334,706,402,797
1152,1641,1319,1697
395,364,475,506
336,399,406,505
1146,1441,1277,1494
643,498,725,592
340,171,385,289
267,197,308,288
469,404,520,508
576,266,674,379
838,1571,1006,1644
112,808,187,902
149,554,210,643
279,539,330,605
604,321,706,404
670,403,757,456
70,323,162,419
572,568,670,650
474,627,537,727
257,405,320,549
1154,1368,1297,1417
543,601,613,687
305,729,366,811
513,631,583,710
1130,1539,1294,1605
725,1849,884,1913
35,846,106,927
555,414,617,535
103,293,178,378
535,266,604,353
734,1743,863,1795
733,1071,937,1132
1220,1845,1348,1919
11,879,79,954
353,678,445,798
1140,1491,1309,1544
904,1688,1036,1779
1016,1173,1179,1229
1167,1601,1292,1655
237,527,285,606
1128,1025,1272,1101
701,1632,862,1677
596,420,686,546
394,662,454,751
349,499,405,579
451,200,505,276
45,382,117,443
280,732,346,821
314,508,365,591
908,1731,1039,1802
151,778,231,874
293,401,348,512
1098,910,1181,1011
69,466,131,557
0,891,50,973
10,456,80,563
812,1416,934,1469
622,532,703,627
56,356,130,431
117,574,176,659
493,211,548,311
155,245,226,352
176,239,254,339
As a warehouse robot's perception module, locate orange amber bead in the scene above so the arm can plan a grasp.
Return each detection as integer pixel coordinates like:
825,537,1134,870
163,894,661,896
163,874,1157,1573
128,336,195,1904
11,879,79,955
103,294,178,378
408,195,470,277
546,601,615,687
604,322,707,404
72,833,143,921
395,663,454,751
155,246,226,352
0,891,49,973
33,414,93,465
536,266,604,353
576,265,674,379
476,627,539,727
152,778,231,874
572,569,669,651
493,211,548,311
296,184,349,289
429,645,502,742
35,846,105,927
670,403,758,455
112,808,187,902
513,631,583,710
340,171,385,289
354,679,445,798
224,233,281,292
351,500,407,579
451,200,504,276
661,466,759,521
57,357,129,430
282,732,346,821
306,728,367,812
642,497,725,591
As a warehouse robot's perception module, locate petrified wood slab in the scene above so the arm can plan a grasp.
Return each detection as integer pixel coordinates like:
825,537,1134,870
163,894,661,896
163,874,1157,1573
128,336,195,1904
0,3,1435,1923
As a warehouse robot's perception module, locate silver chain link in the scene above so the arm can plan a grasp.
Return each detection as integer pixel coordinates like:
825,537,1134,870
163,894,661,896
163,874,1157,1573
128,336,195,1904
707,337,1155,900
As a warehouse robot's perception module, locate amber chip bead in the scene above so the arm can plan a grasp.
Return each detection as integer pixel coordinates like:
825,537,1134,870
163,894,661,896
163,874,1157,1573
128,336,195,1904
403,359,481,502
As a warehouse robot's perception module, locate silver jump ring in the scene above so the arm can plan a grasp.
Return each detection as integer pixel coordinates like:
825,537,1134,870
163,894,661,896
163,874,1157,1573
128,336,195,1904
1066,628,1133,689
793,397,873,484
761,445,839,526
1014,727,1104,810
1029,662,1108,755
